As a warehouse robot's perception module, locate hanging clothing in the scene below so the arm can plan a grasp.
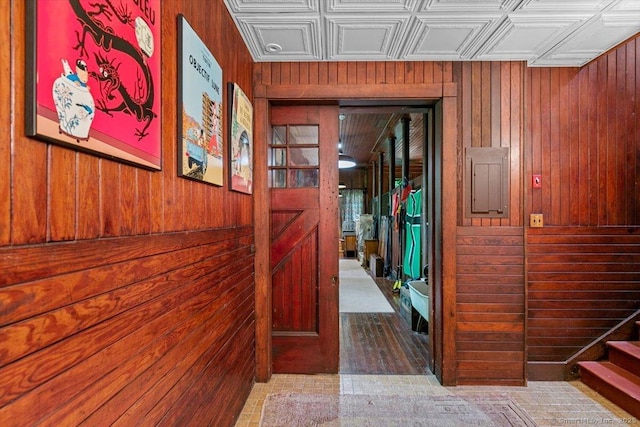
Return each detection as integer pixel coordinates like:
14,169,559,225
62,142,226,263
403,189,422,279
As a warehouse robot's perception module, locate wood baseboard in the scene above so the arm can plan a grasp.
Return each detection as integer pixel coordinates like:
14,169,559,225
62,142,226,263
527,362,565,381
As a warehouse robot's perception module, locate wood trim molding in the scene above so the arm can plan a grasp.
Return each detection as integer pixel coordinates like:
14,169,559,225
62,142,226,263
255,83,444,101
253,98,271,382
441,94,458,386
252,81,457,384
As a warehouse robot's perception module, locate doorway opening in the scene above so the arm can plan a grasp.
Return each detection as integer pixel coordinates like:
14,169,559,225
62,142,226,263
256,87,453,385
335,103,442,376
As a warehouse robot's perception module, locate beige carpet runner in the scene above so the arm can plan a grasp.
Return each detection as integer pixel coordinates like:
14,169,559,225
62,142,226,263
259,392,537,426
339,259,393,313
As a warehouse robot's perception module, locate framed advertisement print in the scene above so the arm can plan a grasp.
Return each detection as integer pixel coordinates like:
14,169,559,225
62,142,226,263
177,15,224,186
228,83,253,194
25,0,162,170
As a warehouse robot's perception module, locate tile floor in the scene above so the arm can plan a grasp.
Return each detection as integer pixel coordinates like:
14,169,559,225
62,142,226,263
234,373,638,426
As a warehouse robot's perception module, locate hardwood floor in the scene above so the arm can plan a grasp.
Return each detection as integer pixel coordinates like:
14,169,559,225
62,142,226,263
339,269,430,375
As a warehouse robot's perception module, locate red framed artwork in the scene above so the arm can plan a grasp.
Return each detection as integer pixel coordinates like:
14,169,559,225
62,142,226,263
25,0,162,170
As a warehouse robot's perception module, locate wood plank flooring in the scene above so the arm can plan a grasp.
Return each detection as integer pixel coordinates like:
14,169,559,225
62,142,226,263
339,269,430,375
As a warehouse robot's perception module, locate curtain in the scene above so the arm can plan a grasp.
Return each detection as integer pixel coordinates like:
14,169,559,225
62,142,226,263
340,189,364,233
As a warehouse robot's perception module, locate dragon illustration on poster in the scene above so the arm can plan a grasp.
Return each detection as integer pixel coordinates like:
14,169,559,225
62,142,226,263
67,0,157,141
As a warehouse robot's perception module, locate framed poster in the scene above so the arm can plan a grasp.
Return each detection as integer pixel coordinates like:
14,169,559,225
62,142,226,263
25,0,162,170
177,15,224,186
228,82,253,194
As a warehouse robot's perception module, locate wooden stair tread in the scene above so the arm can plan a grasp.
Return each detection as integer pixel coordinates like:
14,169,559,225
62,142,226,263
607,341,640,355
579,361,640,398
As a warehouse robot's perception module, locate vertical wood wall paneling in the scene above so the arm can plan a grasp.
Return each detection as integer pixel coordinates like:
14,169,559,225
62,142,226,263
77,153,101,239
1,0,256,425
460,61,523,227
0,0,10,245
48,146,76,241
525,35,639,227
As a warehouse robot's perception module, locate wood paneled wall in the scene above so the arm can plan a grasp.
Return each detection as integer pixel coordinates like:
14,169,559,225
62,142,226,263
254,61,453,87
255,34,639,385
456,227,525,385
525,37,639,227
525,35,640,377
454,61,525,228
527,228,640,363
1,0,255,425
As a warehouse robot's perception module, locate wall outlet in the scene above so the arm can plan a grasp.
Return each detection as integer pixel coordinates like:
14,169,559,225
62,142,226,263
530,213,544,228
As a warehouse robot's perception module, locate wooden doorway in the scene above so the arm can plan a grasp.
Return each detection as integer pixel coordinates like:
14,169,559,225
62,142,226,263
269,105,340,373
253,83,457,385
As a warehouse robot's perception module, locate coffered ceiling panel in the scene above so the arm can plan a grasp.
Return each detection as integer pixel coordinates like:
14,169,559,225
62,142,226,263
327,16,411,60
420,0,520,12
531,10,640,65
474,13,589,61
400,15,502,60
233,16,322,60
224,0,639,66
327,0,420,13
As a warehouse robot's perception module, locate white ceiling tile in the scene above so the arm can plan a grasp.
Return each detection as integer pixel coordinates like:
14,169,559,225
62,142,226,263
608,0,640,11
475,13,589,61
327,16,411,59
326,0,420,13
223,0,639,65
516,0,609,11
234,16,322,61
224,0,319,13
400,15,502,60
532,13,640,66
420,0,520,12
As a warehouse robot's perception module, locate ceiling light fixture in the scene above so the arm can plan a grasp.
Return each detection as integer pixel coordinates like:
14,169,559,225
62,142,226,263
265,43,282,53
339,153,356,169
337,112,355,168
338,182,347,189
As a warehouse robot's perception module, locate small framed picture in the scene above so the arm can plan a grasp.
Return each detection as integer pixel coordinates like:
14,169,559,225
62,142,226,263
228,82,253,194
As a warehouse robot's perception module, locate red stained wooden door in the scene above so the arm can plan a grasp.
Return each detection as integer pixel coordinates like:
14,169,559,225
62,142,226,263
270,105,339,373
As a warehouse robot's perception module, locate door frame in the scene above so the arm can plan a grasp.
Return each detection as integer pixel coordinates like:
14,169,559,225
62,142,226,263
253,82,458,385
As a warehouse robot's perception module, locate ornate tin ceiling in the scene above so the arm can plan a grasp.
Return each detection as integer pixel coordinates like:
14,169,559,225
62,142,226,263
224,0,639,67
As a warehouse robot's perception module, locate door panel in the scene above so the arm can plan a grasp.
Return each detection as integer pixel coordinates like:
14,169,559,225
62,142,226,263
270,105,339,373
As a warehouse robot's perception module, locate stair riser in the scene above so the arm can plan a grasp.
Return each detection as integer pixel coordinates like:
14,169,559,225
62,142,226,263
609,347,640,378
580,368,640,419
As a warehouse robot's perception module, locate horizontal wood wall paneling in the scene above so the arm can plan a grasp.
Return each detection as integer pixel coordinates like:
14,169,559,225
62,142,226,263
456,227,525,385
0,244,252,367
526,226,640,363
40,277,254,426
0,226,251,287
0,244,254,425
0,238,243,326
85,288,253,425
0,247,253,410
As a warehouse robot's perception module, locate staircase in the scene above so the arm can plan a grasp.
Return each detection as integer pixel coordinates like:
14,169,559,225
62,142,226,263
578,322,640,419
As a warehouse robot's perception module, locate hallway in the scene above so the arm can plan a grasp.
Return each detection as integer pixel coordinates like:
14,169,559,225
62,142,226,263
339,258,430,375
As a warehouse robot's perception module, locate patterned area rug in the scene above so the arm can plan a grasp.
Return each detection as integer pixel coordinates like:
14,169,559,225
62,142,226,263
259,392,538,426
